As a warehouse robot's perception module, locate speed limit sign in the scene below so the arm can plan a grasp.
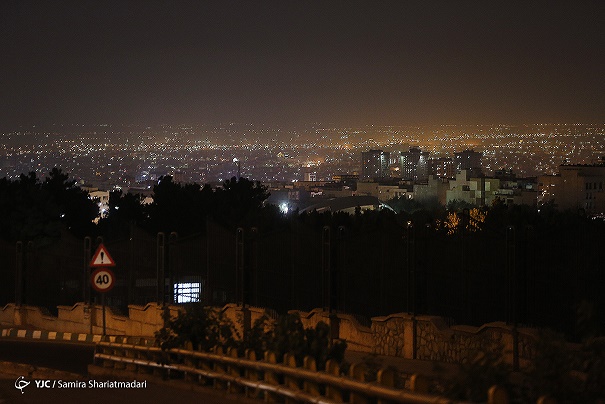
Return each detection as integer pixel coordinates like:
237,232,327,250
91,268,115,292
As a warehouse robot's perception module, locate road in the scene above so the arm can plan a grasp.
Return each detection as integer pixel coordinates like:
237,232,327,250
0,373,257,404
0,338,258,404
0,339,95,375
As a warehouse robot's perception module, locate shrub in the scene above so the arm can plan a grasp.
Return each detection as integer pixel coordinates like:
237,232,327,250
156,309,347,370
155,304,238,351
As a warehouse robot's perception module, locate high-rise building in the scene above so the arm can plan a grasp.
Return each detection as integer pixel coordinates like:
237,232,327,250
429,157,455,179
454,149,483,176
361,150,390,180
399,147,429,182
303,166,317,182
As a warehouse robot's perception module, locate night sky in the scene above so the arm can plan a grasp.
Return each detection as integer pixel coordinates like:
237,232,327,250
1,1,604,129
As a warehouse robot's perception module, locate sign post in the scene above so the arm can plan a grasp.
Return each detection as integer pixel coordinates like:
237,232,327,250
89,243,116,336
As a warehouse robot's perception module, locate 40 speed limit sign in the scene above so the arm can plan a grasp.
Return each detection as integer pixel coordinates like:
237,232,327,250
91,268,115,292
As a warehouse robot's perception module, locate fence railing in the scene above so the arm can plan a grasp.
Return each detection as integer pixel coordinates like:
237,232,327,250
94,342,524,404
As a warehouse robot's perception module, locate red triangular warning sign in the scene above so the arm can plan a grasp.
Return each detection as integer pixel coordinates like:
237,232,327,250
90,243,116,267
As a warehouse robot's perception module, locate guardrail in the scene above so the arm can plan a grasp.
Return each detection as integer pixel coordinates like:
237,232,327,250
93,342,535,404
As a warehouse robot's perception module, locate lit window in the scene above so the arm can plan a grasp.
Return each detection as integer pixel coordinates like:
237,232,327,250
173,282,201,303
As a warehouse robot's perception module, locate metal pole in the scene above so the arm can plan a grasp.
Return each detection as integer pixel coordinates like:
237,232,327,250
15,241,23,306
250,227,258,307
337,226,346,313
380,232,385,314
128,223,134,305
506,226,516,323
423,223,431,314
322,226,331,313
461,208,469,322
169,232,178,304
157,233,165,305
236,228,244,306
289,215,300,307
25,241,34,305
102,292,106,337
206,217,211,305
93,235,107,337
525,225,535,325
84,237,91,304
406,222,415,315
291,218,300,310
507,226,519,371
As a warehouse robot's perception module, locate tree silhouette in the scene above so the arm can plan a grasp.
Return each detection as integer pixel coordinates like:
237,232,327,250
0,168,97,244
97,190,147,239
144,176,207,235
42,167,98,236
213,177,270,227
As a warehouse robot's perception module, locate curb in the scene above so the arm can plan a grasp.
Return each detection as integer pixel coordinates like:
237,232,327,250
1,328,102,343
0,328,156,346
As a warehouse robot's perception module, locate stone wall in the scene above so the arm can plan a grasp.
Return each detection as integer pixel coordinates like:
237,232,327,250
294,309,374,352
1,302,539,368
0,304,16,325
415,321,506,363
127,303,180,337
371,313,538,368
293,309,538,368
371,312,409,357
221,303,274,338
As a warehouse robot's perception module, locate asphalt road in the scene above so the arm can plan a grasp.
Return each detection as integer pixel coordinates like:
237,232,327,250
0,339,95,375
0,373,257,404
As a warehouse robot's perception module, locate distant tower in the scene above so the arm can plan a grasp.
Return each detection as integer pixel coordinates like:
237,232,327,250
361,150,390,180
429,157,455,179
400,147,430,182
454,149,483,176
303,166,317,181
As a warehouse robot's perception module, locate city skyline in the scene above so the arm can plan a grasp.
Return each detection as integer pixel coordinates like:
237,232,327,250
1,1,604,130
2,122,604,188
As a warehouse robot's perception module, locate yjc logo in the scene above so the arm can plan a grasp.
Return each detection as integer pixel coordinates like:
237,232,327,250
14,376,30,394
35,380,53,388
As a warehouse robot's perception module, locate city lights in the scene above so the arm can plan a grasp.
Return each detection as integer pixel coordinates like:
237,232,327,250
1,123,602,188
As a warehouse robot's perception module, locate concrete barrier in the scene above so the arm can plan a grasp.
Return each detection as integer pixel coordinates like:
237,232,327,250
0,302,176,337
